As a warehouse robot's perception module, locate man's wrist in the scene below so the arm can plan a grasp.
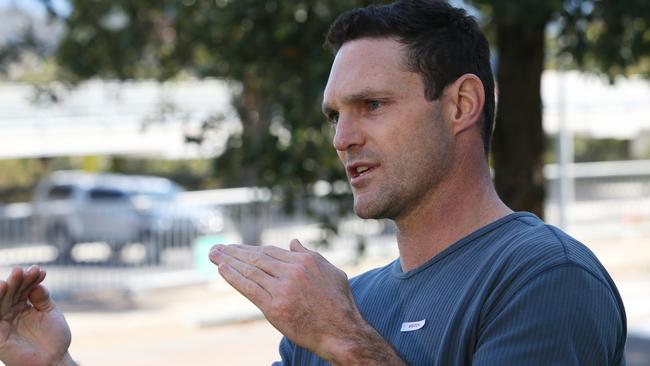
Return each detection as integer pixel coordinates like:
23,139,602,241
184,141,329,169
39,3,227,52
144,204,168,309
325,323,407,366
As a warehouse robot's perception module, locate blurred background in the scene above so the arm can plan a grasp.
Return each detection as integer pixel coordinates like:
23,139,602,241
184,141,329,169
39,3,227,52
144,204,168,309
0,0,649,365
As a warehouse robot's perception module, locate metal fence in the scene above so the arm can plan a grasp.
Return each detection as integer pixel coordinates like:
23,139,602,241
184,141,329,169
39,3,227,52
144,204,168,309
545,160,650,238
1,160,649,296
0,186,369,296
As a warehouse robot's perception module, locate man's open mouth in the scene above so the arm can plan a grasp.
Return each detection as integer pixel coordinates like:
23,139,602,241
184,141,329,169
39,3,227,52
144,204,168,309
348,165,375,179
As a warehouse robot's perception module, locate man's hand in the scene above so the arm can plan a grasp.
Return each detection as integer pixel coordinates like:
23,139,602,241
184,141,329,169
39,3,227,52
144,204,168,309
0,266,75,366
209,240,406,365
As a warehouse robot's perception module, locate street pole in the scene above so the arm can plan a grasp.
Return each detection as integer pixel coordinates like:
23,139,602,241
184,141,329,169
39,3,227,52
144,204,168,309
556,69,574,231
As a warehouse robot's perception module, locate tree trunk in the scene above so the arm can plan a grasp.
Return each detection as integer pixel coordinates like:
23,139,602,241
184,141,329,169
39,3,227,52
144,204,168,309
232,86,272,245
237,87,271,187
492,21,547,218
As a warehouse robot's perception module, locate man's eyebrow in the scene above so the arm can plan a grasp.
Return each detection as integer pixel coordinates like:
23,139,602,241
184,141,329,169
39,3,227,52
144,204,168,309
343,89,391,102
322,89,393,115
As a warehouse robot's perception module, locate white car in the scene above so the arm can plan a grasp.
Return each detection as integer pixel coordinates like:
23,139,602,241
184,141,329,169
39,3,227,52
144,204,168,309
32,170,226,264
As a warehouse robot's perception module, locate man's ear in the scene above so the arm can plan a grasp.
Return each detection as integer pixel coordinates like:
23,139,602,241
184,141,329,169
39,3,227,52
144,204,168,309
443,73,485,135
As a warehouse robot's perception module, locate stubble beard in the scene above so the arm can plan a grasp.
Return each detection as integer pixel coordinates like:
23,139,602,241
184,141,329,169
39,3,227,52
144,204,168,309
351,103,453,221
352,134,454,222
352,169,439,222
352,181,399,220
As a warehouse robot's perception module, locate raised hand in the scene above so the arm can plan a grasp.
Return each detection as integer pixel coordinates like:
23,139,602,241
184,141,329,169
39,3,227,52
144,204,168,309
209,240,406,365
0,266,75,366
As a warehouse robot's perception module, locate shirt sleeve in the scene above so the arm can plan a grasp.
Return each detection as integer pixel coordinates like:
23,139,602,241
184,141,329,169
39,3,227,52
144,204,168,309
271,336,295,366
473,264,626,366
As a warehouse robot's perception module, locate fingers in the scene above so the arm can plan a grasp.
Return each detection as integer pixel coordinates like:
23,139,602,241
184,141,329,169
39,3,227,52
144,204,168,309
211,248,278,289
289,239,330,267
211,245,290,276
217,262,272,307
28,284,56,312
0,281,7,300
211,240,313,263
289,239,308,253
1,267,24,314
1,266,48,315
36,268,47,284
17,266,42,302
26,269,56,312
210,241,328,277
212,244,296,263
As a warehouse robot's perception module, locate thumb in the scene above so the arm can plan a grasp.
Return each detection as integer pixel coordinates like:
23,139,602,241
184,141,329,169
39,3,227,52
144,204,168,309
28,284,56,312
289,239,308,253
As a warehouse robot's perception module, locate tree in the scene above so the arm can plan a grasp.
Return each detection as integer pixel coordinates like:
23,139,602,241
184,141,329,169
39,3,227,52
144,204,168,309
468,0,650,217
51,0,378,200
46,0,650,220
0,5,63,82
46,0,383,243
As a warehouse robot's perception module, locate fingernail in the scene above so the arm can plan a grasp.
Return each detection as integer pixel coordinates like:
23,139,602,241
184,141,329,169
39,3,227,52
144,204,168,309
210,245,223,256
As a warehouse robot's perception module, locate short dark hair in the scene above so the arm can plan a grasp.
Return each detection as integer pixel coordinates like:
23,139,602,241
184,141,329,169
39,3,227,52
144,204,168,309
325,0,496,154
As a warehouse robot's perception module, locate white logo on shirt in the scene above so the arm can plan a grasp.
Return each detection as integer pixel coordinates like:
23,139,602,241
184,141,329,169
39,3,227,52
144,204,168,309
400,319,426,332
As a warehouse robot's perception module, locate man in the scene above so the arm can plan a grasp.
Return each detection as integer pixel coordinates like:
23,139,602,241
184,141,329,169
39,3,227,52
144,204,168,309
0,1,627,365
211,1,626,365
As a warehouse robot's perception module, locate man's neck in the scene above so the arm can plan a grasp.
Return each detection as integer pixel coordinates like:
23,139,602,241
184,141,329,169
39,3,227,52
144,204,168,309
394,155,512,272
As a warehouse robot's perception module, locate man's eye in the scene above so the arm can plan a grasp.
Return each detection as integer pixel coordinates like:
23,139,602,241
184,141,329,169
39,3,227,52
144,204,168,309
327,112,340,125
367,100,383,111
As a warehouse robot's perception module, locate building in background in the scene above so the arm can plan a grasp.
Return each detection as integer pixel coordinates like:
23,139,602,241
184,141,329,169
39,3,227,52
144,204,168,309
0,79,239,160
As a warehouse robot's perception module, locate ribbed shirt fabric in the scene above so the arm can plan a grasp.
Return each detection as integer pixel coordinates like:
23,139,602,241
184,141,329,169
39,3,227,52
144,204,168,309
274,212,627,365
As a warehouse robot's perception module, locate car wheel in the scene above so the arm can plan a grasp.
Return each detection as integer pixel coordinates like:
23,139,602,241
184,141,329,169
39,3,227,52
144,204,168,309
107,242,127,264
141,231,162,265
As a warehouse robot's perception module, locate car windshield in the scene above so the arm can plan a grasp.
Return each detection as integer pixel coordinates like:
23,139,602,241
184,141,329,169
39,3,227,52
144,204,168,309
130,189,176,201
46,185,73,199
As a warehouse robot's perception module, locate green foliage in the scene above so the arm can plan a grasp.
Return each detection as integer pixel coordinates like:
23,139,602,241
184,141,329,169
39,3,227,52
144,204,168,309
557,0,650,78
573,135,630,162
472,0,650,76
0,159,45,203
471,0,561,26
464,0,650,216
42,0,650,218
0,157,80,203
108,156,217,190
0,7,59,82
544,134,632,163
52,0,380,198
0,156,219,203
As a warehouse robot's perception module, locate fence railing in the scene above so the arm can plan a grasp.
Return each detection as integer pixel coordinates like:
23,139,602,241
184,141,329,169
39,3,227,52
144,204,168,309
1,160,649,295
544,160,650,237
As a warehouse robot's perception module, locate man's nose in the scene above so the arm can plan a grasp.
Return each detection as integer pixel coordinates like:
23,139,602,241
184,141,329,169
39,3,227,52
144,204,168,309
332,115,364,152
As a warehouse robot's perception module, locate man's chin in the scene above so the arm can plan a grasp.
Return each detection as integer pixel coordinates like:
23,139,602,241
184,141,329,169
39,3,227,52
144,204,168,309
354,209,374,220
353,200,388,220
353,200,372,219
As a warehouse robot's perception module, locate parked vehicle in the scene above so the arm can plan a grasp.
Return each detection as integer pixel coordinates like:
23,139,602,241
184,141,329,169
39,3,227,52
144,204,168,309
32,171,226,264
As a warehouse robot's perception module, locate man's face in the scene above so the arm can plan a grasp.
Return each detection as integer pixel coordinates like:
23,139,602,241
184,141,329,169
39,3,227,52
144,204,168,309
323,38,455,220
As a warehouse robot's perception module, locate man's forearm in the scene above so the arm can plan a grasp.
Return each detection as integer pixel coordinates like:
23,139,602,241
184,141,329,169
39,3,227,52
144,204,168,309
326,323,408,366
